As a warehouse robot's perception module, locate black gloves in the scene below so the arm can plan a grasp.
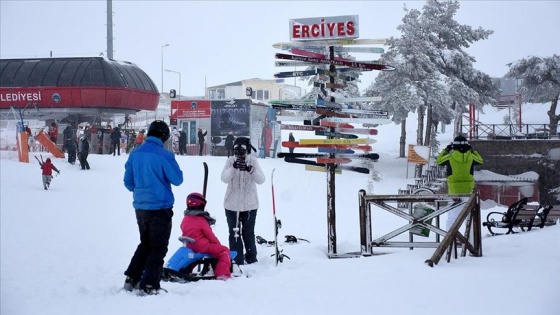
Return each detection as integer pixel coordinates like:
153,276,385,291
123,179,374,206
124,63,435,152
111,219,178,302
233,159,241,169
246,165,253,173
234,158,246,170
233,158,253,173
445,144,453,152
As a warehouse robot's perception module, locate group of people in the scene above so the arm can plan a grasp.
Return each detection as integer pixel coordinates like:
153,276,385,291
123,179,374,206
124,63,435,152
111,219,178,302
118,119,481,295
62,125,90,170
122,120,265,295
169,127,206,156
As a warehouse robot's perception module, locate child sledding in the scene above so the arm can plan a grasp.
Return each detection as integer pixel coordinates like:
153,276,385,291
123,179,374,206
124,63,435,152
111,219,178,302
162,192,238,282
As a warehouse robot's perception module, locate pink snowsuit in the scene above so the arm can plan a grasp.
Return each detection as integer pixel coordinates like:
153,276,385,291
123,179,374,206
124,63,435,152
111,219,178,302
180,214,232,278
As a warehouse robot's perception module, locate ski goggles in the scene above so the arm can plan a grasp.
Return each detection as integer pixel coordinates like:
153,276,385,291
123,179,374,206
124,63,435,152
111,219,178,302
233,146,247,157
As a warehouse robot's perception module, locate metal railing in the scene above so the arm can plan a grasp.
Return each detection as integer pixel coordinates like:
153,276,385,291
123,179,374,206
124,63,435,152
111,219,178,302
462,123,559,140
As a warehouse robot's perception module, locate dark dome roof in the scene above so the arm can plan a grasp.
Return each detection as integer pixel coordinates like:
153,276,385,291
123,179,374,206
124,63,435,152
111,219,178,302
0,57,158,93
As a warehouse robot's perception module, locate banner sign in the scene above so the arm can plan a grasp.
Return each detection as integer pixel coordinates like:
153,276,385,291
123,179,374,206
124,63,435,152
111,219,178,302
407,144,430,165
210,99,251,137
289,15,359,41
170,100,211,119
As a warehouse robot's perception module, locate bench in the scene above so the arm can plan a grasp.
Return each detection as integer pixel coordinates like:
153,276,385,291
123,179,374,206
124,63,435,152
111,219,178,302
515,204,541,232
482,197,531,236
534,205,560,228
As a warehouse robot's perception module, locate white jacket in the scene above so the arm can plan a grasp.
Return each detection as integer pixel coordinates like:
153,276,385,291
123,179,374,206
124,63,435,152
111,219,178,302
221,155,266,212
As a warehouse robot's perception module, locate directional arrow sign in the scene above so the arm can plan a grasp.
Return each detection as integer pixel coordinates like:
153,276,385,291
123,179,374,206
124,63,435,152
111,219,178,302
305,165,343,174
317,157,352,164
299,138,376,145
314,130,358,139
272,38,389,49
275,53,394,71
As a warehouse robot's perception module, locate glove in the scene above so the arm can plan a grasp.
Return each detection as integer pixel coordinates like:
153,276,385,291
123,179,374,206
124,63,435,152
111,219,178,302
235,158,247,171
445,144,453,152
245,165,253,174
57,170,61,174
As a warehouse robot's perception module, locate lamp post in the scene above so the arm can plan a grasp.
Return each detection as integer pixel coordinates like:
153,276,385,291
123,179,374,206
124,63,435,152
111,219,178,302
161,44,170,93
165,69,181,98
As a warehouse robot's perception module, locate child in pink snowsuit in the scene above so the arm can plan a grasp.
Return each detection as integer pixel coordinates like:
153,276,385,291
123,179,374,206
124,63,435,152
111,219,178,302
180,192,232,280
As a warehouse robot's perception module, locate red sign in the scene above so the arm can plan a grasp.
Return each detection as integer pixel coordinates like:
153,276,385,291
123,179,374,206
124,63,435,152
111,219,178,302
0,86,158,111
289,15,359,41
170,100,211,119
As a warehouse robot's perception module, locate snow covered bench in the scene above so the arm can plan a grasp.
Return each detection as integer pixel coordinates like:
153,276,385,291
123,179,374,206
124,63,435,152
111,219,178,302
534,205,560,228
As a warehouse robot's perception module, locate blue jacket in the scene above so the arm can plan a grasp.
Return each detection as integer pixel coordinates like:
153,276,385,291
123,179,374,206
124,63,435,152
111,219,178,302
124,136,183,210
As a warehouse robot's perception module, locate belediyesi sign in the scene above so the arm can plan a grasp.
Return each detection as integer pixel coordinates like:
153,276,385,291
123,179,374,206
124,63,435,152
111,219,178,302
289,15,359,41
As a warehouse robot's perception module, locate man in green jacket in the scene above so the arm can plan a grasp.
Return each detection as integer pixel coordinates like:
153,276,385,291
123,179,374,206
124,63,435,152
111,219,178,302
436,135,483,230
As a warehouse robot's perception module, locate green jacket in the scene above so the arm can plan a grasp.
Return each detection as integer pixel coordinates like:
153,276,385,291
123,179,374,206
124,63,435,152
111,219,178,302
436,148,483,194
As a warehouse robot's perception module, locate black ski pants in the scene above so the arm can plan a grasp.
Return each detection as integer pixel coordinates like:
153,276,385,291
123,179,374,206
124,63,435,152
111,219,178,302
79,152,90,170
225,209,258,265
125,208,173,290
111,141,120,156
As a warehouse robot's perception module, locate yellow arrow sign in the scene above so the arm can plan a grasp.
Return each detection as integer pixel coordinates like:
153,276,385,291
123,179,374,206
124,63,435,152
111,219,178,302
305,165,342,174
299,138,376,145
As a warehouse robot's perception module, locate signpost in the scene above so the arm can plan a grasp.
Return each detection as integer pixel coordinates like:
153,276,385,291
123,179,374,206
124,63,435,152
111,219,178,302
272,14,391,258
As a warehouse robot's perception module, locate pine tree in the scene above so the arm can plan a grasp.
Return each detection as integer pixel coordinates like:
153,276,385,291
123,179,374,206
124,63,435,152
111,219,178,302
363,0,498,177
505,55,560,136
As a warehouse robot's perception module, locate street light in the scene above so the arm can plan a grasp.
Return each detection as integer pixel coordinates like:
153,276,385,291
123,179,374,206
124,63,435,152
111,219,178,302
161,44,170,93
165,69,181,98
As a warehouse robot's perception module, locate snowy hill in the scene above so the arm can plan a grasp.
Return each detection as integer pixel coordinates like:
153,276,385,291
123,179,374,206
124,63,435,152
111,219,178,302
1,103,558,315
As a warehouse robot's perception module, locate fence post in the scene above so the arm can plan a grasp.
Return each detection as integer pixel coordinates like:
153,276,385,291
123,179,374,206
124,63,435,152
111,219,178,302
359,189,371,256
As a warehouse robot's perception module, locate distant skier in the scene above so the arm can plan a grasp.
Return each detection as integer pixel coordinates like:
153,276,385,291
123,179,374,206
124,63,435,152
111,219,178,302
436,135,483,230
224,133,235,157
111,126,121,156
288,132,296,154
48,122,58,144
135,129,145,148
198,128,207,156
179,130,187,155
40,157,60,190
181,192,232,280
78,135,90,170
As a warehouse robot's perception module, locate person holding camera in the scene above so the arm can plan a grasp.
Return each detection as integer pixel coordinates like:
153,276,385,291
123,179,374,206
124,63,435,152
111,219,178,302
436,135,483,230
220,137,265,267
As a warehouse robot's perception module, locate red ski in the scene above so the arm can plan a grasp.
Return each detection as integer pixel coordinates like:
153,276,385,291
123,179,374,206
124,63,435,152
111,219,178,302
319,120,353,128
281,141,372,151
316,108,355,118
316,157,352,164
279,123,377,135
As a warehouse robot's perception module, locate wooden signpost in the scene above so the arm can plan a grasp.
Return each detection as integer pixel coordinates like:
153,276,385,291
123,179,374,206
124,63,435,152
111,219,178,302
272,14,391,258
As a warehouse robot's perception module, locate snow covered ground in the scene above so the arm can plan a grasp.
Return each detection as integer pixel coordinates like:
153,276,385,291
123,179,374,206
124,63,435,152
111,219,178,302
1,103,558,315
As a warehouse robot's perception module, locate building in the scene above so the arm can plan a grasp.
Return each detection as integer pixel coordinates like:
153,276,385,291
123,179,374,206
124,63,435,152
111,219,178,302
167,78,301,156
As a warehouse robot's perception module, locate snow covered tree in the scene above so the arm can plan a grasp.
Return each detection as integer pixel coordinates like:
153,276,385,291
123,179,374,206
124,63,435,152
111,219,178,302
363,58,421,157
363,0,498,177
505,55,560,136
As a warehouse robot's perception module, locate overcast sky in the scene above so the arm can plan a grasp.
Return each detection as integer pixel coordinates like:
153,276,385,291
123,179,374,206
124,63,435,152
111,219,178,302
1,1,559,97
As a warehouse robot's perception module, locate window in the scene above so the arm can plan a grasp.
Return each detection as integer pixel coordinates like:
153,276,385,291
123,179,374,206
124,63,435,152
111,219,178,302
255,89,270,101
208,88,225,99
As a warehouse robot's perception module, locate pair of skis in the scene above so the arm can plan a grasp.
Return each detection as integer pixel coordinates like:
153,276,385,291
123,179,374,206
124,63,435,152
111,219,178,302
34,155,44,166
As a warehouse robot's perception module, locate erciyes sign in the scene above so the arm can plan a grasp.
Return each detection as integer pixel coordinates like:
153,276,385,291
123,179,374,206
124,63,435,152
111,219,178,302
289,15,359,41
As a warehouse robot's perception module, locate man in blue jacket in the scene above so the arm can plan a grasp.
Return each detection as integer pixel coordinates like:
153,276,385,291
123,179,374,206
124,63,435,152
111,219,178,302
122,120,183,295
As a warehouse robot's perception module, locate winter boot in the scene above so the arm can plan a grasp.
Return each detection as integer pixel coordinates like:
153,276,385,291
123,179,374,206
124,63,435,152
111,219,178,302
137,285,167,296
123,276,138,292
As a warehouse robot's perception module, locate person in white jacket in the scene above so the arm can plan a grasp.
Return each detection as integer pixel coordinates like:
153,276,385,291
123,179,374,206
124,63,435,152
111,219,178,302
221,137,265,266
